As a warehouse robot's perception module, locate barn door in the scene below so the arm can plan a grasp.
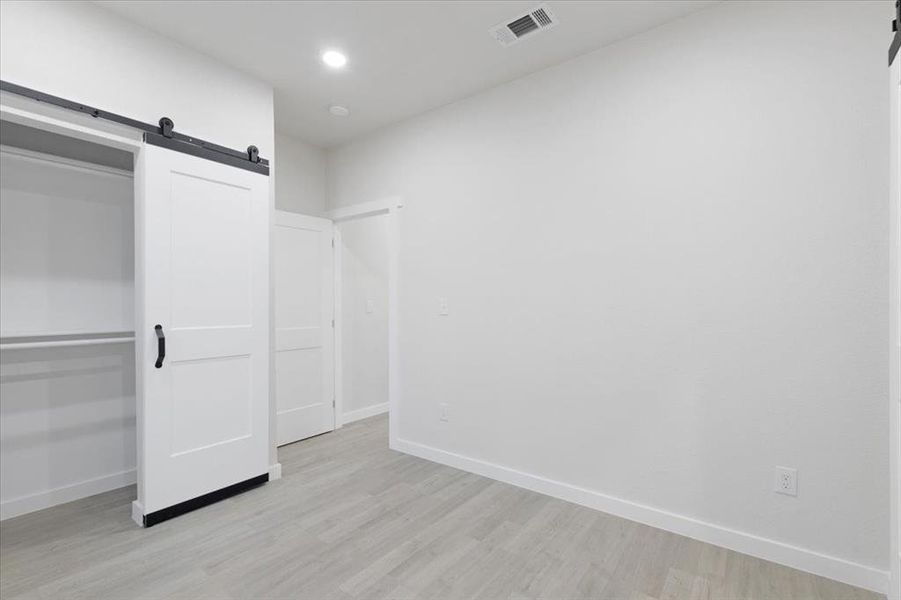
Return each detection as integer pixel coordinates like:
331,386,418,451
133,137,270,527
274,211,335,445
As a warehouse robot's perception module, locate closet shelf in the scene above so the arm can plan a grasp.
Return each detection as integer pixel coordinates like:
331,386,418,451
0,331,135,350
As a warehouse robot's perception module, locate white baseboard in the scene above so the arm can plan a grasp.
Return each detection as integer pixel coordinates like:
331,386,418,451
268,462,282,481
342,402,388,425
893,554,901,600
1,469,137,521
394,438,889,595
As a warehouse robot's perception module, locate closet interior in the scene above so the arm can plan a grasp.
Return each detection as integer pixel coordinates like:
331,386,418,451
0,119,136,520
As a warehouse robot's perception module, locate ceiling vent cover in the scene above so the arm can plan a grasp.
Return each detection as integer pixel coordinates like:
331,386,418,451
489,3,559,47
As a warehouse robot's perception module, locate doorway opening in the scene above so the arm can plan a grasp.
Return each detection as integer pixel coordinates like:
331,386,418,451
330,198,402,447
337,212,390,424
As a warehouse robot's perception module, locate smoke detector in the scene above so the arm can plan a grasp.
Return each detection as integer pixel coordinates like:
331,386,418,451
489,3,559,47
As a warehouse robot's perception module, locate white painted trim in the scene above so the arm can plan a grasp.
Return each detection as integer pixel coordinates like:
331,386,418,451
274,209,330,229
330,197,402,447
333,227,345,428
134,144,148,522
1,469,137,521
394,438,889,594
342,403,389,424
0,96,142,153
267,170,277,488
386,205,401,450
268,462,283,481
327,196,403,222
0,145,133,179
131,500,144,527
889,54,901,600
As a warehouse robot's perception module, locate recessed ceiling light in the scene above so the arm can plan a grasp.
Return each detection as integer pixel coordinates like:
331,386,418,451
329,105,350,117
321,50,347,69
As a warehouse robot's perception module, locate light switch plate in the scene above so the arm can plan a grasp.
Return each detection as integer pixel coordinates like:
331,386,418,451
439,298,449,316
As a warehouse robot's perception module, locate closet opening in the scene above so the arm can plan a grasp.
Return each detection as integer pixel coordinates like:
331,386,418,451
2,87,273,528
0,119,137,520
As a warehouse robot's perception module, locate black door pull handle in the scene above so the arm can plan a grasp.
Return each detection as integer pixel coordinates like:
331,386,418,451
154,324,165,368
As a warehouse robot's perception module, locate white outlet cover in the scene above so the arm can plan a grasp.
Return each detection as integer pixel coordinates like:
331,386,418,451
439,298,449,316
774,466,798,496
439,402,449,422
365,299,374,314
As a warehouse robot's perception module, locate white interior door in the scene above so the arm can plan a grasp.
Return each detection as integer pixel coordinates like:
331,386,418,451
274,211,335,445
134,141,269,525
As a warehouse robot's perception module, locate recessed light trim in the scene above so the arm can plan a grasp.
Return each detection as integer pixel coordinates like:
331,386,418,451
322,50,347,69
329,105,350,117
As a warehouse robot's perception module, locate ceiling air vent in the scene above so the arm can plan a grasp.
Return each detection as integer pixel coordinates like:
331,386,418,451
489,3,559,48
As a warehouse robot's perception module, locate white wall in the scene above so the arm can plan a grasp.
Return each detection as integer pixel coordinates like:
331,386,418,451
327,0,891,589
275,133,327,216
0,0,281,483
339,215,389,421
0,1,274,159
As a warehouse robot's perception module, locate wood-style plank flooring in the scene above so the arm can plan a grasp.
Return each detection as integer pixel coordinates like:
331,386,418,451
0,415,883,599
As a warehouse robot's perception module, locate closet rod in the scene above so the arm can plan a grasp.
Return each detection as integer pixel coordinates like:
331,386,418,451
0,337,135,350
0,331,136,350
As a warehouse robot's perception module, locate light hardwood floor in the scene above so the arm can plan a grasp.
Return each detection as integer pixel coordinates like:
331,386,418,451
0,415,883,600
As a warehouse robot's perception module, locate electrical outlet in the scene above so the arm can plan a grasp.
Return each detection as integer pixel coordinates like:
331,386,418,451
365,298,374,314
439,298,449,316
774,466,798,496
439,403,449,422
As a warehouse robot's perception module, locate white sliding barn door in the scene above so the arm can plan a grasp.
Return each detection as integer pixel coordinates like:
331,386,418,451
274,212,335,445
134,141,269,525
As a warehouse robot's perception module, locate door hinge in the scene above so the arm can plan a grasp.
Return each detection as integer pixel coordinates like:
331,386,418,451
331,319,335,328
332,238,335,248
332,398,336,408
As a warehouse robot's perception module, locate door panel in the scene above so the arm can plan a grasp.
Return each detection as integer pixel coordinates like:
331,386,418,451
135,143,269,521
170,355,252,455
170,173,253,328
274,211,334,445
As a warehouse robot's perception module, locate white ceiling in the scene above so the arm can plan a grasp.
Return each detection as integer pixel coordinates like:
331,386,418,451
96,1,718,148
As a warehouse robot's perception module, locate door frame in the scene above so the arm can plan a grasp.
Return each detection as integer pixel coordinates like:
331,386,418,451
889,50,900,600
328,197,403,449
1,92,143,153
